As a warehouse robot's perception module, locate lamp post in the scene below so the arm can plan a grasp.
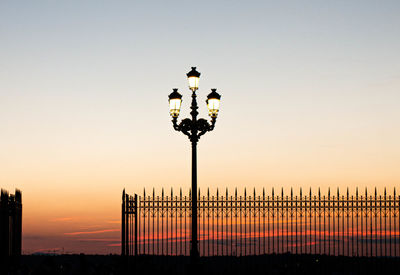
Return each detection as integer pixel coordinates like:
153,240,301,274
168,67,221,259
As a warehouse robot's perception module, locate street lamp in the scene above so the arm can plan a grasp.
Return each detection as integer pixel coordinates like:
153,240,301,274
168,67,221,259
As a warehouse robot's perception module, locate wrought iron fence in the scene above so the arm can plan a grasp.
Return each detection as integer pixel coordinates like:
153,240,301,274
122,187,400,257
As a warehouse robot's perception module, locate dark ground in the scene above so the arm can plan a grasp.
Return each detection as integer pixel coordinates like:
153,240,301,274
2,254,400,275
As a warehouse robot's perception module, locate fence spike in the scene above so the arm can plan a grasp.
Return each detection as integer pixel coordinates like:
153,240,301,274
318,187,321,198
244,188,246,197
263,188,265,198
347,187,349,198
198,188,200,197
328,187,330,198
235,187,237,198
153,188,155,198
180,188,182,198
337,187,339,198
217,188,219,197
272,187,274,197
394,187,396,197
309,187,312,197
208,187,210,198
356,187,358,198
189,188,191,198
300,188,302,197
254,187,256,198
384,187,387,198
226,188,228,197
171,187,173,197
365,187,367,197
375,187,377,197
281,187,284,198
162,188,164,198
144,188,146,197
122,188,125,199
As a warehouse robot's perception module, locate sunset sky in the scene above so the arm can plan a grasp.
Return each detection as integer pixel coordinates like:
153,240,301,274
1,0,399,254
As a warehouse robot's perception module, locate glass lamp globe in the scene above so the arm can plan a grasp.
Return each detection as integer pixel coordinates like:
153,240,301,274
206,89,221,118
168,89,182,117
186,67,201,91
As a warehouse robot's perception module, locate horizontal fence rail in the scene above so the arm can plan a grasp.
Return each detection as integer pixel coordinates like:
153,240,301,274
122,188,400,257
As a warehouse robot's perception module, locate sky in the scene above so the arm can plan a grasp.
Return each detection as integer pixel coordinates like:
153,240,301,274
1,0,399,254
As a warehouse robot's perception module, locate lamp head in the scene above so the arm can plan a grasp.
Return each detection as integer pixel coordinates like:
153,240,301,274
168,88,182,117
206,89,221,118
186,67,201,91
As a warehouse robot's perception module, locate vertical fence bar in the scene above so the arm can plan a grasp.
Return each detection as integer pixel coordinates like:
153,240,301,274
258,191,262,255
253,189,256,255
148,191,151,255
300,188,303,255
185,191,188,256
356,188,358,257
361,190,364,257
398,192,400,258
375,188,378,257
277,190,280,254
333,190,336,256
231,190,233,256
394,191,396,257
161,189,164,255
272,188,275,254
202,190,205,257
307,188,309,254
212,193,215,256
380,192,383,257
389,192,392,257
295,192,298,255
157,193,160,255
198,190,201,256
267,192,270,254
166,191,169,255
281,188,284,254
347,188,349,257
393,188,396,257
134,194,138,256
225,190,228,256
244,189,247,256
121,190,126,256
309,188,312,255
342,192,345,256
328,188,331,256
235,188,238,256
217,191,219,256
152,189,155,255
291,189,294,255
143,193,145,255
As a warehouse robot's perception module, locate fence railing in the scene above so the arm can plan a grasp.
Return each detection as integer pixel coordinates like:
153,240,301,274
0,189,22,257
122,187,400,257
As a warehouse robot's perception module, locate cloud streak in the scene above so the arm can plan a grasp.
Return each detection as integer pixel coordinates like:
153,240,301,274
64,229,119,236
50,217,74,222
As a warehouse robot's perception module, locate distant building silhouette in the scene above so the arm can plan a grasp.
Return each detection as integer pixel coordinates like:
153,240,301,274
0,189,22,256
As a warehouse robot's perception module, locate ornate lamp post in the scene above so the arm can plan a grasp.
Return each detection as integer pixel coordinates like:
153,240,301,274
168,67,221,258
